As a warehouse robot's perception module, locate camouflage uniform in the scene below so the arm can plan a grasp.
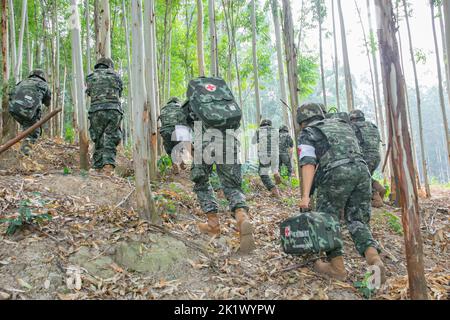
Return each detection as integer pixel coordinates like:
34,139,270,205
298,104,380,258
350,110,382,175
8,70,52,144
253,121,279,191
159,97,187,157
86,59,123,169
184,77,248,214
279,126,294,177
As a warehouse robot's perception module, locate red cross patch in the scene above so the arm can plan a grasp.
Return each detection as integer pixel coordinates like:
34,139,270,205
205,84,217,92
285,226,291,237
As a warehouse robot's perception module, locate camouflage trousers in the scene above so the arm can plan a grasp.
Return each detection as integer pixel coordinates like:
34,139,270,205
279,153,293,177
316,162,380,258
367,156,381,193
160,130,179,157
88,110,122,169
191,137,248,214
9,106,41,143
259,162,276,191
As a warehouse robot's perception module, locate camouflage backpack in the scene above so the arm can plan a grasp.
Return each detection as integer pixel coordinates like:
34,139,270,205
86,68,122,106
185,77,242,130
8,78,46,121
311,118,364,171
352,121,381,159
280,211,343,255
159,100,187,133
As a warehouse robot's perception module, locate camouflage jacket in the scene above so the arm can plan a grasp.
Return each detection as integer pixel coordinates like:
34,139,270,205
9,77,52,110
86,66,123,113
298,118,364,174
279,130,294,155
253,126,279,158
351,120,381,162
159,101,188,133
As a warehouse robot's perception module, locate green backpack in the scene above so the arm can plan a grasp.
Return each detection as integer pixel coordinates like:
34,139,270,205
8,78,44,121
280,211,343,255
185,77,242,130
352,121,381,158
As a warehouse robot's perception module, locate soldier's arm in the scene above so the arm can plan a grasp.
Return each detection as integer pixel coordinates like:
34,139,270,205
117,74,124,98
298,129,319,208
43,87,52,107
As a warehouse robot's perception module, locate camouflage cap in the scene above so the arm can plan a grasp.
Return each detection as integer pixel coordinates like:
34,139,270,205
260,119,272,127
29,69,47,82
95,57,115,69
168,97,181,104
279,125,289,132
349,110,365,121
296,103,325,125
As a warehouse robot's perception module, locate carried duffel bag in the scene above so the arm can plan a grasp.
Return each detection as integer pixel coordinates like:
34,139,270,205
280,211,343,255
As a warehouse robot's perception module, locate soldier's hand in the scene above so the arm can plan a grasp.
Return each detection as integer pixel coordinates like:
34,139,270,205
298,197,311,209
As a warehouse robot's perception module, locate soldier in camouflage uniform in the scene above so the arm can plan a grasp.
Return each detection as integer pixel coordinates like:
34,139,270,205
252,119,281,197
183,76,255,254
278,125,294,178
297,103,385,282
349,110,386,208
159,97,189,174
86,58,123,175
8,69,52,155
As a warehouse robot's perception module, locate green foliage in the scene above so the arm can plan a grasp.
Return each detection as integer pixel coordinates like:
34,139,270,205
291,177,300,189
0,201,52,235
241,177,251,194
153,195,177,216
209,169,222,191
158,155,173,177
63,167,72,175
415,49,427,65
353,271,377,299
64,125,75,144
282,196,297,207
383,211,403,235
298,54,320,99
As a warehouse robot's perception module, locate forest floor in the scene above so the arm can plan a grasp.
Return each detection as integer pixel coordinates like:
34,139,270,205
0,139,448,300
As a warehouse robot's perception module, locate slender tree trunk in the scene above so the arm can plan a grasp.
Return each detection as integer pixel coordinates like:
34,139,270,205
331,0,340,111
403,0,431,197
271,0,289,127
122,0,133,143
14,0,27,81
130,0,158,223
250,0,262,123
197,0,205,76
431,0,450,165
444,0,450,109
86,0,91,74
375,0,428,300
337,0,354,111
367,0,387,165
95,0,111,59
316,0,327,107
281,0,301,179
438,4,450,98
8,0,16,83
26,14,32,72
70,0,89,170
60,67,67,138
1,0,9,143
144,0,159,179
208,0,218,76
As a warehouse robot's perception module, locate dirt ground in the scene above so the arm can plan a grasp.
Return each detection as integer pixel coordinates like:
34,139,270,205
0,139,448,300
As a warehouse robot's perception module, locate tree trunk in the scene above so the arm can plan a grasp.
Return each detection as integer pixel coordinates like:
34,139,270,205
431,0,450,165
444,0,450,110
375,0,428,300
14,0,27,81
250,0,262,123
60,67,67,138
208,0,218,77
331,0,340,111
95,0,111,59
316,0,327,107
1,0,9,143
86,0,91,74
70,0,89,170
271,0,289,127
402,0,431,197
197,0,205,76
281,0,301,179
8,0,16,83
438,4,450,100
122,0,133,143
337,0,354,111
130,0,158,223
144,0,159,180
367,0,387,167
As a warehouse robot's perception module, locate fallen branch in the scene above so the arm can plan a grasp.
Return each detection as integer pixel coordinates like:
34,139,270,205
275,257,321,274
114,188,135,210
0,108,62,155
